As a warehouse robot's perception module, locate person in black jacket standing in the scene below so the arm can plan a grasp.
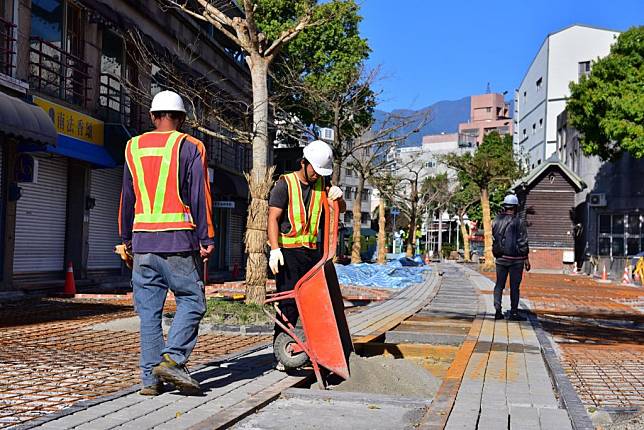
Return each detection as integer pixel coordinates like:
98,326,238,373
492,194,530,321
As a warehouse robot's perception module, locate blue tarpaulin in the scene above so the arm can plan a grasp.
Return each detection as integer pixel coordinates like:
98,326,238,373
335,258,430,289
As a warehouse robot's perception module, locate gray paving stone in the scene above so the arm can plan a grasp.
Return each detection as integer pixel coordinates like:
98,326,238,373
509,406,540,430
539,408,572,430
478,406,508,430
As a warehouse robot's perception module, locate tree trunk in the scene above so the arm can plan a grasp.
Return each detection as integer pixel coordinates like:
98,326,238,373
405,216,416,258
437,209,443,260
481,187,494,271
406,181,418,257
377,200,386,264
459,212,471,263
332,158,342,185
245,57,271,305
331,108,342,184
351,176,365,264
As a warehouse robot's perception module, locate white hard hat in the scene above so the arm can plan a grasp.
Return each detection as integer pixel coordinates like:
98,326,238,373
303,140,333,176
150,90,186,113
503,194,519,206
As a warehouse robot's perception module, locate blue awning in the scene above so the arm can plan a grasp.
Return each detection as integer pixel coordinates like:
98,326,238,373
19,134,117,168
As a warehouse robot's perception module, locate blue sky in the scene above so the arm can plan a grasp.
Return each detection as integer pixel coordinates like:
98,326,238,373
359,0,643,111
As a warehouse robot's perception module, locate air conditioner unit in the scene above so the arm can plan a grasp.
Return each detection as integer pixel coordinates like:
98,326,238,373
589,193,607,207
319,127,334,142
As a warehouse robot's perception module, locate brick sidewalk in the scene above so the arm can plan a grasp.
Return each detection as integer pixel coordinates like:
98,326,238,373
484,271,644,413
0,298,269,429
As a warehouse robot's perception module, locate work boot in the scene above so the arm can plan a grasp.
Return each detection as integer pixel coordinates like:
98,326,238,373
152,354,201,395
494,310,504,320
139,381,165,396
508,312,527,321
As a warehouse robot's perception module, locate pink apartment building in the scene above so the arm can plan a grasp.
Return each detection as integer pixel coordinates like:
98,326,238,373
458,93,513,147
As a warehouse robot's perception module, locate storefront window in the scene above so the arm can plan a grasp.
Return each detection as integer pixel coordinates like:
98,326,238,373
598,212,643,256
627,238,640,256
598,237,611,256
599,214,611,234
612,215,625,234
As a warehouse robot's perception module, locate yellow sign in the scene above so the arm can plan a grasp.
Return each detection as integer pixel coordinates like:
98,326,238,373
33,96,104,146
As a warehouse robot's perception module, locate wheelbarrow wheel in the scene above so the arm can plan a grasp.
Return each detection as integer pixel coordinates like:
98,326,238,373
274,329,309,369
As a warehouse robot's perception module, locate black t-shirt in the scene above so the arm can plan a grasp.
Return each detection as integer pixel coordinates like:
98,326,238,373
269,175,328,234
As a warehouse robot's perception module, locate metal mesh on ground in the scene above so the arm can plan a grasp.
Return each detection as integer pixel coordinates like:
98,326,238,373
0,298,269,428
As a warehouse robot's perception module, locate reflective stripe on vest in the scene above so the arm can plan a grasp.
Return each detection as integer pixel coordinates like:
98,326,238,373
126,131,195,232
278,172,324,249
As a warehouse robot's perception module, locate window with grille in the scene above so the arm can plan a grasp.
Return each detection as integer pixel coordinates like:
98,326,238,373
598,213,643,256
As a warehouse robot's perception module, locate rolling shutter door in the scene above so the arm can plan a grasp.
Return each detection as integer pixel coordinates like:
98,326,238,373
88,167,123,269
228,209,244,268
13,156,68,274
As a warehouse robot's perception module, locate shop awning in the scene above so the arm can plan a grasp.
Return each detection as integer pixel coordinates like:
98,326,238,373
0,91,57,145
19,135,117,168
213,170,249,200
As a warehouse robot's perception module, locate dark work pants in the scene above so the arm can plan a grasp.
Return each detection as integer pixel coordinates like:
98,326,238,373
494,262,524,313
274,247,320,340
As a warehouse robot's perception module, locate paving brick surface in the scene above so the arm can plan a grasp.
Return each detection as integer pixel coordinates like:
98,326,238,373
483,271,644,413
443,269,572,430
0,298,269,429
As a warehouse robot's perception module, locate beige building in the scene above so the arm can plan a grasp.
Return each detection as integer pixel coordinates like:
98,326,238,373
458,93,513,148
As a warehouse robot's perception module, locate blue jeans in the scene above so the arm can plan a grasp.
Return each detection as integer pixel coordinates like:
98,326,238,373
132,253,206,386
494,262,524,313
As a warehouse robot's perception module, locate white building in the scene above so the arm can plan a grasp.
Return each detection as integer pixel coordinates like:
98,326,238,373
514,25,620,170
340,166,374,229
392,133,462,178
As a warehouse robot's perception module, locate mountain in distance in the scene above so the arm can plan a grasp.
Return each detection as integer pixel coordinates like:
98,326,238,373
374,96,470,147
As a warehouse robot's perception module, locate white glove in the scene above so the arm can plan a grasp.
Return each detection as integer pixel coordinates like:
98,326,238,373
269,248,284,274
328,186,343,201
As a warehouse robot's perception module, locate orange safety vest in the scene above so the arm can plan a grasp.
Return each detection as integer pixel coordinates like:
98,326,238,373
125,131,195,232
278,172,324,249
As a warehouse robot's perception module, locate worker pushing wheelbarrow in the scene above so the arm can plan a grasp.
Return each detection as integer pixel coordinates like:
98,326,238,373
266,140,353,388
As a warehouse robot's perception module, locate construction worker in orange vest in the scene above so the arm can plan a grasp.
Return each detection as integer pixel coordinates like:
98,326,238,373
119,90,215,396
267,140,345,370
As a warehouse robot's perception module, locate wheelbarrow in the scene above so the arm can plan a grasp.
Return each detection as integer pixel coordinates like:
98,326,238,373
264,198,353,389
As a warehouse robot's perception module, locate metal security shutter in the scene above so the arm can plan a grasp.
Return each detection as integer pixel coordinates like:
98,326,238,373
14,156,68,274
88,167,123,269
228,209,244,269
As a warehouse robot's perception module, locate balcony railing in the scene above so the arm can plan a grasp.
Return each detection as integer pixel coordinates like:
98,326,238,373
29,36,92,107
0,16,16,76
202,133,251,173
98,72,144,131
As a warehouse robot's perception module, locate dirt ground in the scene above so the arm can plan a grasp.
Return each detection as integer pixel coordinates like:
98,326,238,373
331,353,440,398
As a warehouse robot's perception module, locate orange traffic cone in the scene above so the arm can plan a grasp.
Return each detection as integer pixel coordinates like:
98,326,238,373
598,264,610,284
621,265,632,286
424,253,430,265
63,261,76,296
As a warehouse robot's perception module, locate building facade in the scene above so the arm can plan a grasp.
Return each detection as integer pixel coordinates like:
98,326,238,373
557,110,644,275
457,93,512,148
0,0,251,290
513,161,585,270
514,25,619,171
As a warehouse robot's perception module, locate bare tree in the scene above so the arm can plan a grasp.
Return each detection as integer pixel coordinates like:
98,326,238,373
125,30,252,144
275,65,424,183
156,0,324,303
345,116,427,263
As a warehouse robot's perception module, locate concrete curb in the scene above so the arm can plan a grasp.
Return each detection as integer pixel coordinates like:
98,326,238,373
12,342,271,430
162,316,273,335
526,311,595,430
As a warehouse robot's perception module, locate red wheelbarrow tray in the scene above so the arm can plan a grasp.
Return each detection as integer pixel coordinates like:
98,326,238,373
265,198,354,384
